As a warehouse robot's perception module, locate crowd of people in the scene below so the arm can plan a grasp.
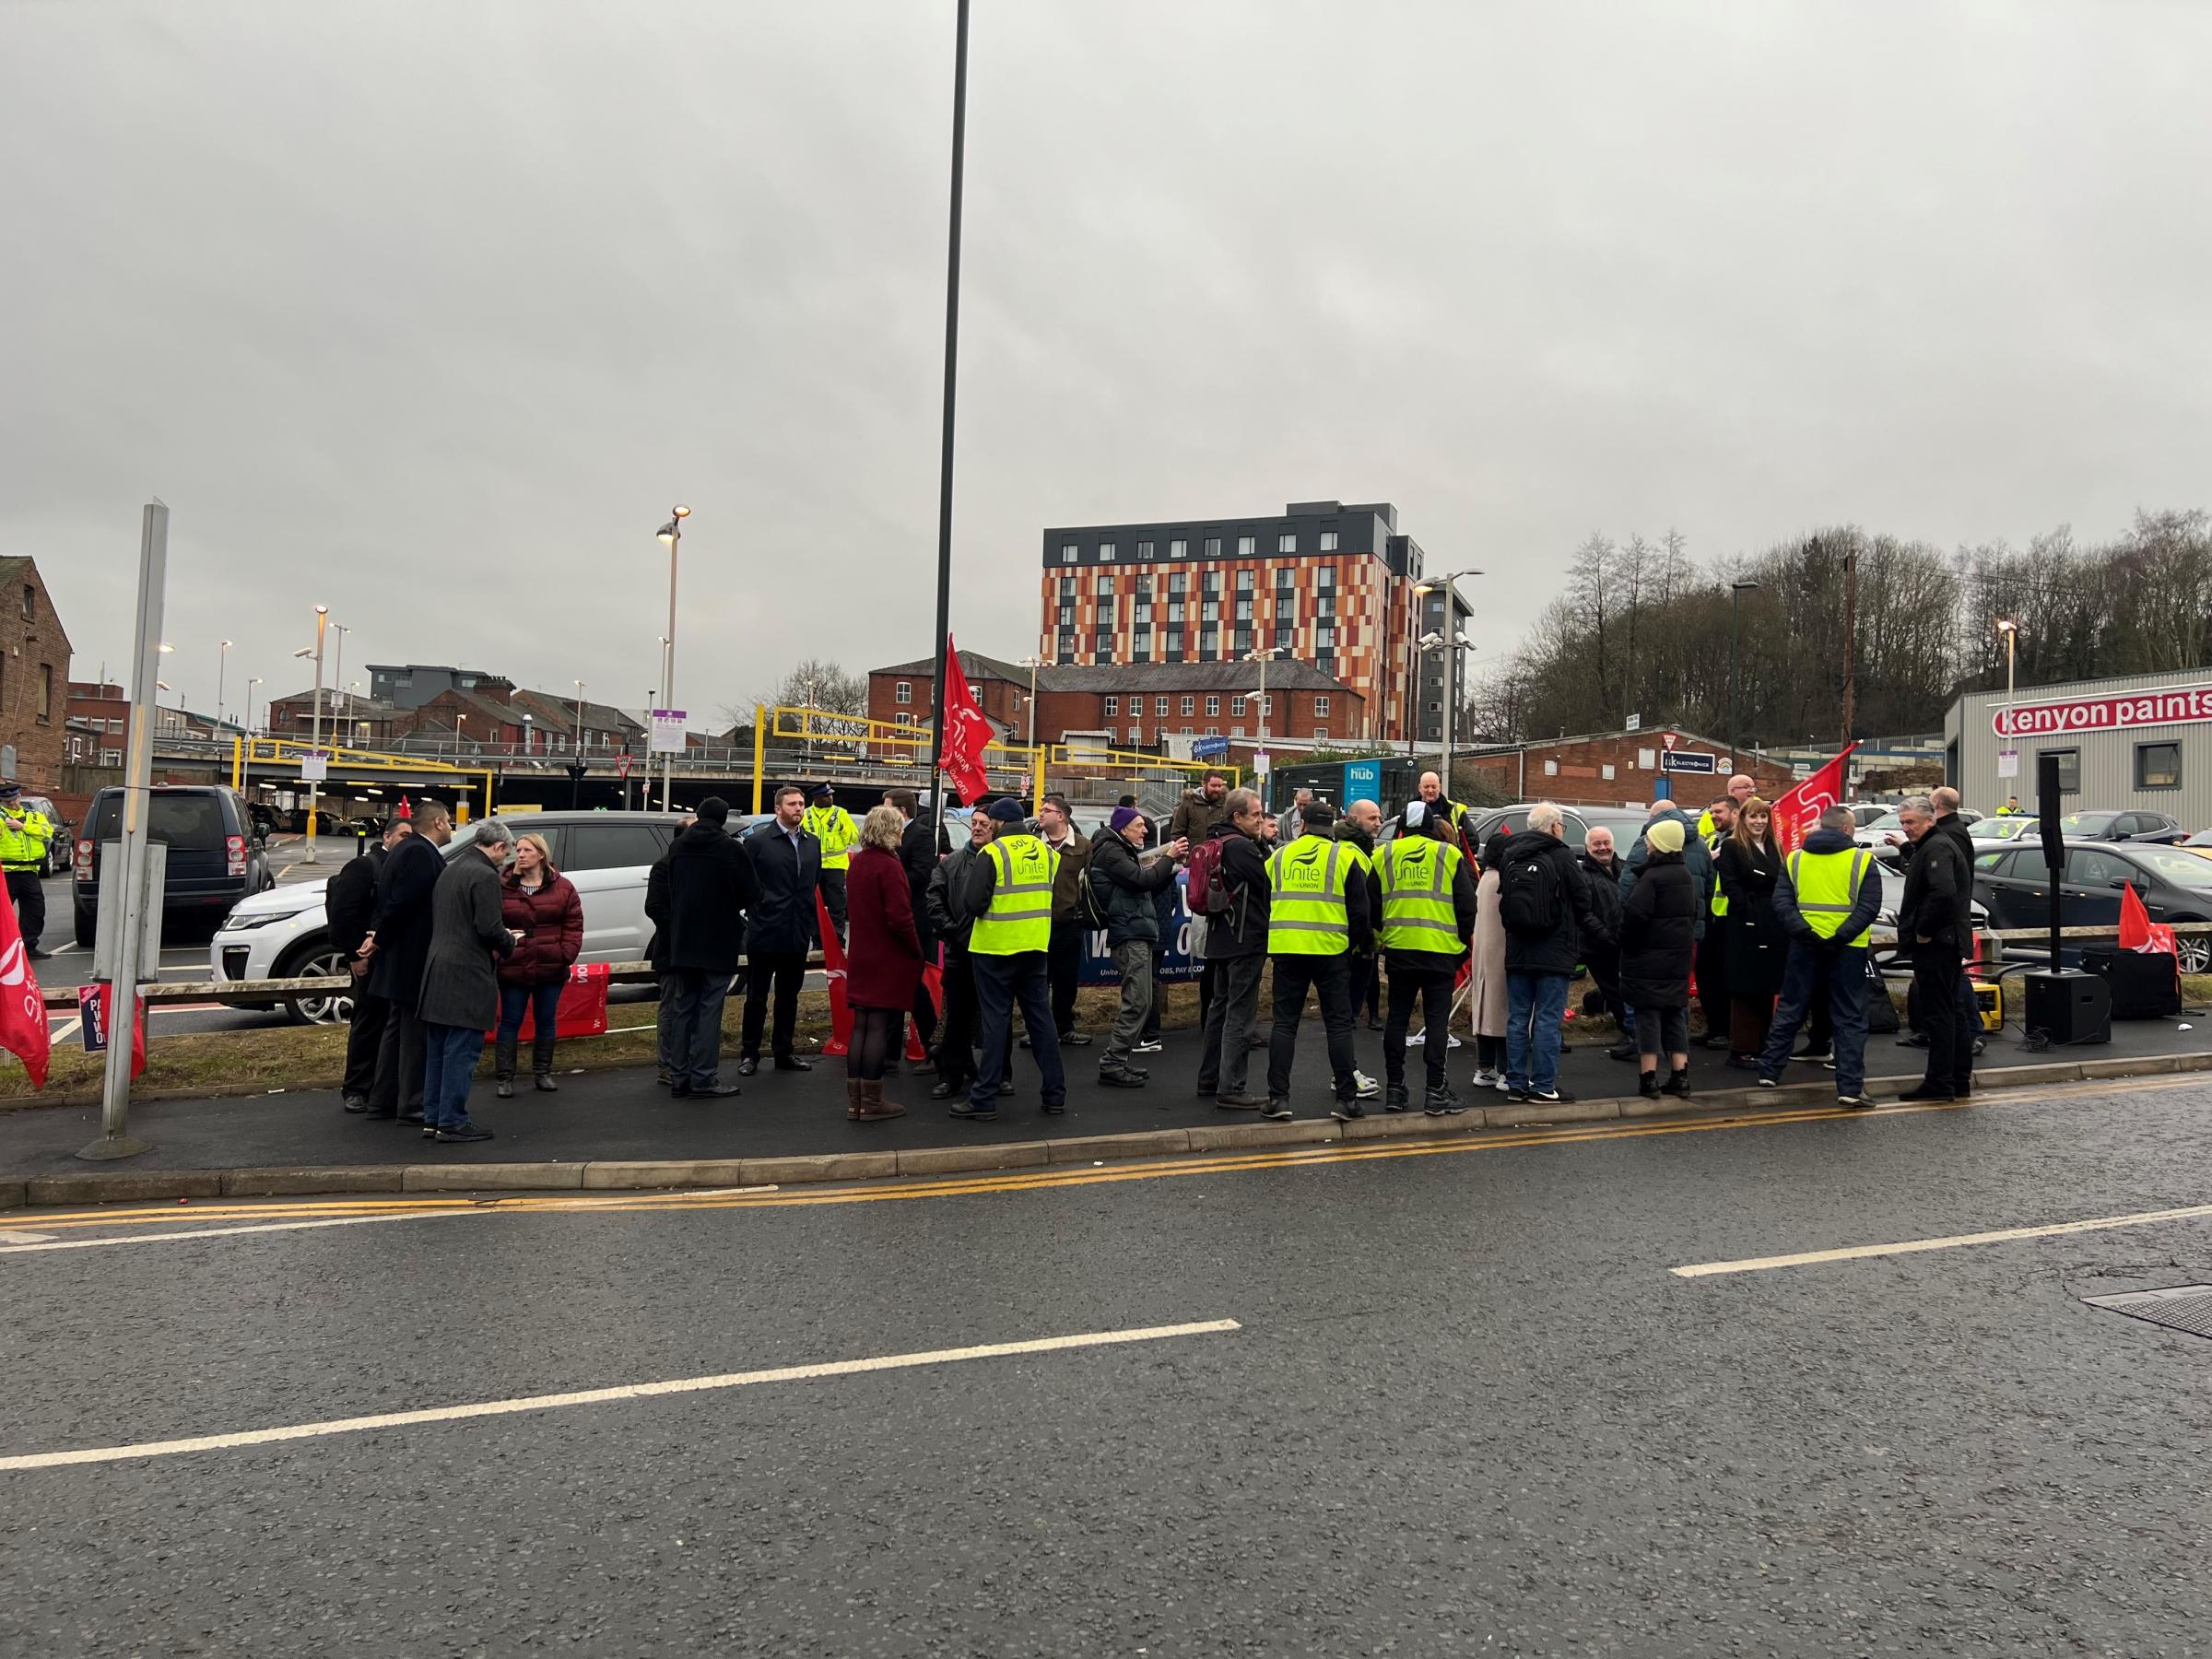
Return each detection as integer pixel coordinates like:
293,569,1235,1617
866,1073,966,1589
325,764,1984,1144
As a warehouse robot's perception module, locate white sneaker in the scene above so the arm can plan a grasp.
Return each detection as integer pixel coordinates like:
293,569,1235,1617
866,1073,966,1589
1353,1069,1382,1100
1470,1066,1499,1088
1491,1071,1512,1091
1132,1039,1163,1054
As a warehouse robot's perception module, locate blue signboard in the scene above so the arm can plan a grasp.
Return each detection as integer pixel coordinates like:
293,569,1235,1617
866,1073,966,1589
1660,750,1717,774
1191,735,1230,759
1079,870,1201,985
1342,758,1382,806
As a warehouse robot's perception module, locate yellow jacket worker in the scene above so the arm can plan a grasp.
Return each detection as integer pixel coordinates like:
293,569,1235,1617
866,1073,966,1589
0,783,54,957
803,783,859,944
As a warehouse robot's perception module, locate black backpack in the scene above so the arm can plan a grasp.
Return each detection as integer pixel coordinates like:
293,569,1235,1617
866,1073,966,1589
1075,864,1112,931
1499,849,1564,937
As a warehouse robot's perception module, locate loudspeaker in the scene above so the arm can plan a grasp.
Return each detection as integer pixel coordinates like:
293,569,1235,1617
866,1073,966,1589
2038,751,2065,872
2023,969,2112,1045
2080,949,2182,1019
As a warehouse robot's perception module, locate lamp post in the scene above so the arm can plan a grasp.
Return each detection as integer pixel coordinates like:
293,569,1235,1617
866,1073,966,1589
455,712,467,759
242,676,263,798
217,640,232,730
1417,630,1453,795
656,506,690,812
522,712,535,759
1018,653,1042,747
1244,646,1281,804
1727,580,1759,771
1995,619,2019,780
329,622,349,746
1414,569,1483,759
295,606,328,861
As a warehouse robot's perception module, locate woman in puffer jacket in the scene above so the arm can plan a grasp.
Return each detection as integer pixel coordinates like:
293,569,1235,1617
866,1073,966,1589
494,832,584,1097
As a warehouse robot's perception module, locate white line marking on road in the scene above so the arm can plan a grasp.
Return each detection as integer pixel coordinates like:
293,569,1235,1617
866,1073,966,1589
0,1230,54,1244
0,1319,1241,1470
0,1210,486,1253
46,1018,79,1042
1672,1203,2212,1278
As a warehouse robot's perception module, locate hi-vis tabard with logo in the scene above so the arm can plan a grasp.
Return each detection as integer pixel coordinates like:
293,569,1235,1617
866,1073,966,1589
1265,833,1352,957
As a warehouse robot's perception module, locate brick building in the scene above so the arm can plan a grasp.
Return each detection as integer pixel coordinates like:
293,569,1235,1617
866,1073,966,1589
1037,500,1473,745
869,651,1363,749
0,559,73,793
1461,727,1797,809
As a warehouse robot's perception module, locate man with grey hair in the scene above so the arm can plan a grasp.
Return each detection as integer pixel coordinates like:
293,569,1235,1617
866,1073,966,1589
1759,806,1883,1107
1897,794,1977,1101
416,816,517,1142
1195,785,1273,1106
1494,800,1613,1104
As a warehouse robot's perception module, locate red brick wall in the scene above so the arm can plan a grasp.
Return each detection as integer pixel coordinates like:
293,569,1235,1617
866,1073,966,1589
0,566,72,793
1465,734,1797,808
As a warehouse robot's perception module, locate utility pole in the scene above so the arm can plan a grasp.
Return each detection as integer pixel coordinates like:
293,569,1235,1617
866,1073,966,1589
1840,537,1858,745
922,0,971,806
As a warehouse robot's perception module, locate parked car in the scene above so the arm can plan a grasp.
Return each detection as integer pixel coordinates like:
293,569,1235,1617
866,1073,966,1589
211,810,690,1024
74,785,272,947
1970,815,2036,843
1858,806,1986,859
1972,840,2212,972
19,794,71,875
2053,809,2185,845
1460,803,1651,853
2183,828,2212,849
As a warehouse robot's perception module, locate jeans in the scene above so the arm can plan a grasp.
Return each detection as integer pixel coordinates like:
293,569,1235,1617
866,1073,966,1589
655,972,684,1079
420,1021,487,1131
971,951,1065,1109
1505,971,1571,1093
495,980,564,1078
1266,952,1358,1102
1104,939,1154,1068
1759,942,1869,1094
665,968,732,1089
1196,953,1265,1096
343,988,389,1100
1384,963,1453,1091
740,949,806,1061
1913,945,1978,1092
1047,921,1083,1035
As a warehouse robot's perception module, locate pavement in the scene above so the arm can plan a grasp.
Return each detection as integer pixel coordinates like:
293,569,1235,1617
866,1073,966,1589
6,999,2210,1182
2,1067,2208,1653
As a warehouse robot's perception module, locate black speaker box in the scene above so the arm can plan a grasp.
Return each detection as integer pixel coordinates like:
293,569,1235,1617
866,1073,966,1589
2022,969,2112,1045
2080,949,2182,1019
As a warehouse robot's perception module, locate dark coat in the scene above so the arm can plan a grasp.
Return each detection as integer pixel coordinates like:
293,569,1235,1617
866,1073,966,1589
644,851,672,973
1618,853,1698,1011
1335,821,1384,957
1170,788,1232,847
653,820,760,975
1203,824,1272,960
1900,824,1973,953
1495,828,1613,977
926,841,985,948
325,842,388,962
741,820,821,956
1043,829,1091,924
498,871,583,987
363,832,446,1004
1620,806,1715,940
845,845,923,1009
1715,839,1787,998
1575,851,1625,994
416,848,514,1030
899,816,940,952
1089,830,1179,947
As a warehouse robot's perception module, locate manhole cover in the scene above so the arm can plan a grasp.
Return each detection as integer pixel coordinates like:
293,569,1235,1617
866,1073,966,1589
2081,1284,2212,1339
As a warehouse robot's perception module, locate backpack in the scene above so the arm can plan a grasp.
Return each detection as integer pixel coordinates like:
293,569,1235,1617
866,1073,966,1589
1187,834,1231,916
1075,864,1112,931
1499,849,1565,938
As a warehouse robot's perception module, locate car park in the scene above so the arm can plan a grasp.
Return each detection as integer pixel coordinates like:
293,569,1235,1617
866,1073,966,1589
212,810,692,1023
1971,839,2212,971
2053,809,2185,845
74,785,271,947
1461,802,1650,853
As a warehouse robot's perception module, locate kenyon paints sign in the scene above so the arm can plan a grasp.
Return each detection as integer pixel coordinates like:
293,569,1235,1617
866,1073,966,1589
1995,683,2212,738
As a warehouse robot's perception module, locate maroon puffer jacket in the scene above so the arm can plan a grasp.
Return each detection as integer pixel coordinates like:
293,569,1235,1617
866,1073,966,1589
498,871,584,986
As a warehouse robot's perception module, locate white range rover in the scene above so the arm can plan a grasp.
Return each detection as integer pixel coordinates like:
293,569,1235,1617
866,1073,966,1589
211,811,694,1023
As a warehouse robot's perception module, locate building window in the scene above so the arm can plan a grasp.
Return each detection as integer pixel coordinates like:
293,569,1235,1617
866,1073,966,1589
897,712,917,728
1180,695,1195,716
1235,570,1253,592
1061,544,1077,563
37,665,51,720
1237,535,1256,557
1167,602,1184,624
2050,747,2081,794
1317,594,1336,618
1273,624,1293,650
101,748,123,766
1098,574,1114,597
1135,541,1153,559
1314,696,1331,717
1260,695,1274,716
1205,695,1220,716
1168,572,1187,594
1057,634,1076,663
1319,531,1338,551
2136,742,2181,789
1134,602,1152,624
1171,539,1188,559
1275,565,1295,589
1317,625,1336,649
1428,700,1442,713
1201,600,1218,622
1235,598,1253,622
1165,632,1183,658
1058,605,1076,627
1155,696,1171,716
1202,570,1221,594
1094,632,1112,657
1231,725,1246,738
1277,533,1297,554
19,586,32,621
1230,696,1247,717
1129,724,1143,743
1233,628,1253,653
1097,542,1115,562
1204,537,1222,557
1103,696,1119,716
1317,564,1335,588
895,681,912,705
1200,629,1218,655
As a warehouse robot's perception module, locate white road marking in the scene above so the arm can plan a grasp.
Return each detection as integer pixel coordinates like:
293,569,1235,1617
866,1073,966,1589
1673,1203,2212,1278
0,1319,1241,1470
0,1230,54,1244
46,1018,79,1042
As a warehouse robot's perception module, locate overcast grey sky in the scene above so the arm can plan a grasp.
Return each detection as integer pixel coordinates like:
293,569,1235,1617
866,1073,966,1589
6,1,2208,724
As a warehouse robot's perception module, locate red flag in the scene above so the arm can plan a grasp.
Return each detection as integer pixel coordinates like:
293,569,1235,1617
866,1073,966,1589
75,982,146,1079
0,887,49,1088
396,796,413,820
936,638,994,806
2119,879,2178,957
1771,744,1858,856
817,890,852,1056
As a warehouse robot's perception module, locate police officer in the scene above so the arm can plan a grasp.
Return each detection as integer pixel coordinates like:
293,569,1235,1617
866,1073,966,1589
0,783,55,958
1756,805,1883,1108
953,797,1065,1122
1263,800,1373,1122
1378,801,1480,1115
803,783,859,944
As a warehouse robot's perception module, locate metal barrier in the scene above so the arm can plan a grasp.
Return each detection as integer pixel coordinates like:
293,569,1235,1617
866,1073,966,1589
42,956,825,1012
751,704,1046,811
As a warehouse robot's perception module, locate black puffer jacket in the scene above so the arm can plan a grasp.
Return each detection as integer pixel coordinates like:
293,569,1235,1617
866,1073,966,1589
1203,824,1271,960
1618,852,1697,1010
1494,828,1613,976
1088,830,1179,947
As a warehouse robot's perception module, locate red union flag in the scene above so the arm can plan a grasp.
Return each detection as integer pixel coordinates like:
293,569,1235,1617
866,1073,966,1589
936,639,994,806
1771,744,1857,856
0,889,49,1088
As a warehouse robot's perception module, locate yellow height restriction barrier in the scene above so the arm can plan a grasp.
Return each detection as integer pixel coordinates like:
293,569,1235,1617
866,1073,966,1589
754,705,1046,814
231,737,497,821
1044,743,1240,810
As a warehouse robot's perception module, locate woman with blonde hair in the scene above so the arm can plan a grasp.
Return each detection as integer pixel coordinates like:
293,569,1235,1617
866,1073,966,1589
494,830,582,1097
842,804,924,1122
1715,795,1786,1067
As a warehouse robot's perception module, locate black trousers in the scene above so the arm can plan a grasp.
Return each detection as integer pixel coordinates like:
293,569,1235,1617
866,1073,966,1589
903,975,939,1057
343,987,389,1100
1695,925,1730,1035
740,949,806,1061
817,869,849,943
1047,920,1083,1035
937,943,980,1085
1384,964,1453,1091
1266,952,1359,1102
1349,950,1381,1022
369,1002,426,1116
1912,944,1979,1092
6,869,44,950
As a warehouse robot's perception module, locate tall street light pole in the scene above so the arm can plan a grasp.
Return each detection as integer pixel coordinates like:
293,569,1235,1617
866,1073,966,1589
1996,618,2019,783
923,0,971,807
1019,653,1042,747
655,505,689,812
299,606,328,861
1727,580,1759,771
1421,568,1484,772
1244,646,1280,804
329,621,349,746
217,640,232,730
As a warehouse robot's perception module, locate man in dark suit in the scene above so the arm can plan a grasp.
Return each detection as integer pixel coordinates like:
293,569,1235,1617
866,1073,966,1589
736,784,818,1077
333,818,411,1112
886,787,942,1068
653,796,760,1098
357,801,454,1124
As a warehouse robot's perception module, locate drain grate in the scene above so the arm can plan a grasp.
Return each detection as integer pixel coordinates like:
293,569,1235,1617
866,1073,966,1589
2081,1284,2212,1339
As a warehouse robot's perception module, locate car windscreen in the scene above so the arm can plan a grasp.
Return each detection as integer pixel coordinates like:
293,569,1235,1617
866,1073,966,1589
87,793,229,849
2126,847,2212,889
1864,811,1902,831
2058,812,2117,834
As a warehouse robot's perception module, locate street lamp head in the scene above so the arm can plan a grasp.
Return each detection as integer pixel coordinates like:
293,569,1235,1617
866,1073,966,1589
657,522,679,542
672,504,691,519
315,605,328,616
220,639,233,649
1418,631,1445,651
158,641,175,653
1732,580,1760,593
292,647,313,659
1995,618,2018,634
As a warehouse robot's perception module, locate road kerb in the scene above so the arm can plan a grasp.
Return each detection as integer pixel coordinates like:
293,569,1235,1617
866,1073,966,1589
1969,1062,2087,1089
1481,1098,1620,1129
741,1152,899,1185
896,1141,1051,1177
25,1171,225,1206
0,1181,24,1210
2078,1053,2212,1079
582,1160,752,1190
221,1167,404,1196
1185,1120,1343,1152
1340,1110,1480,1140
401,1162,586,1193
1043,1130,1194,1164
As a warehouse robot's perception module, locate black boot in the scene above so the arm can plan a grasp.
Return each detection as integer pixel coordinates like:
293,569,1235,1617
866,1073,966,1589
1661,1066,1690,1097
532,1029,558,1091
1639,1072,1661,1099
494,1031,517,1098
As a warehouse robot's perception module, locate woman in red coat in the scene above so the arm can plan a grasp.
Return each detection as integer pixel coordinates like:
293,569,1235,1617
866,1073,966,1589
843,805,924,1122
494,832,584,1097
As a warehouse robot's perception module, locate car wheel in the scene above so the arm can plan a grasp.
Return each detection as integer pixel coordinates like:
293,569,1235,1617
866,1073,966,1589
2171,923,2210,975
74,903,96,948
280,941,354,1026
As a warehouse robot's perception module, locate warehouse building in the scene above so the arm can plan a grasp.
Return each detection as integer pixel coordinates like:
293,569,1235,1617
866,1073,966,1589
1946,666,2212,827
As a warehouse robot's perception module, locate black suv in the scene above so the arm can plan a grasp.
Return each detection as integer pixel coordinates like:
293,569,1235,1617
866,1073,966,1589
74,785,273,946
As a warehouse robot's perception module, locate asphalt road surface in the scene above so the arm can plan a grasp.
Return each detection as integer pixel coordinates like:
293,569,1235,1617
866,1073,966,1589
5,1073,2208,1654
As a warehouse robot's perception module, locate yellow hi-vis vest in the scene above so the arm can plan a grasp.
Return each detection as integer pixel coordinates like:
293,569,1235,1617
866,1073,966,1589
969,833,1055,956
1788,847,1873,948
1377,835,1465,955
1266,832,1352,956
1704,826,1730,918
0,806,53,873
804,804,858,871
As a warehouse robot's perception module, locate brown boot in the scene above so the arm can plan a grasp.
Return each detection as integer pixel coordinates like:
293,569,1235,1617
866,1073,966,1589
845,1078,865,1120
856,1079,907,1122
